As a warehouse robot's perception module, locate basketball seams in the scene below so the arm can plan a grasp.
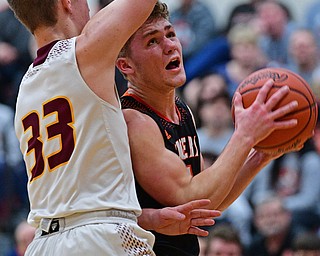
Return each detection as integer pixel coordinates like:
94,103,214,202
285,68,317,102
256,108,314,150
240,86,313,111
232,67,318,154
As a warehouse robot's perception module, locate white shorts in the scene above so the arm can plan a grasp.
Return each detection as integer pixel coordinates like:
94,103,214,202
25,210,156,256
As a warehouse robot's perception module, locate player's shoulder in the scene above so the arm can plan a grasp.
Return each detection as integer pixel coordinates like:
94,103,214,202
122,109,159,134
123,108,153,124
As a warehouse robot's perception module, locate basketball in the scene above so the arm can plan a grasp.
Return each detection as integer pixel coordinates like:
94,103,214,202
231,67,318,154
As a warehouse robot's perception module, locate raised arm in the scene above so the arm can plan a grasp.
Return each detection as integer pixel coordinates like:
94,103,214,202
76,0,157,104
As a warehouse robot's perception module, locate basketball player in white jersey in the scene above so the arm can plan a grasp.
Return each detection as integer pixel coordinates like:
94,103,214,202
8,0,220,255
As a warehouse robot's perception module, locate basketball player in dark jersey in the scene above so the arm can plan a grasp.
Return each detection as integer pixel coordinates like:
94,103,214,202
121,95,202,255
118,2,302,255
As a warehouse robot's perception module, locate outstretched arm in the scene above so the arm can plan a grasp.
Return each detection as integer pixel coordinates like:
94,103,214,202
138,199,221,236
124,79,299,210
216,82,304,210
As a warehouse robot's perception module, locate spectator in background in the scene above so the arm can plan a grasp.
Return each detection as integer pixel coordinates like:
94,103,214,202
182,0,260,85
256,1,299,67
169,0,216,63
204,223,243,256
6,220,36,256
304,0,320,49
196,90,233,158
311,67,320,101
182,71,228,126
0,103,25,231
285,29,320,87
222,1,258,36
214,23,267,96
247,139,320,235
312,108,320,155
285,232,320,256
0,103,23,183
0,2,32,108
247,195,296,256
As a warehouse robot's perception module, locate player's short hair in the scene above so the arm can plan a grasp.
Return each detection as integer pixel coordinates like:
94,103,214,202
118,1,169,58
8,0,58,34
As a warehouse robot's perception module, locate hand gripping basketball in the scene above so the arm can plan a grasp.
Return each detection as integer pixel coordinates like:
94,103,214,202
231,68,318,154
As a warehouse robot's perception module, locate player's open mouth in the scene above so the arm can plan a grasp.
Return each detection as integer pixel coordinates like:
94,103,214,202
166,58,180,70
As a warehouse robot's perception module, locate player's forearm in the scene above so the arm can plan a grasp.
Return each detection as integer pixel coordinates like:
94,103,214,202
137,209,155,231
217,150,272,211
160,131,257,209
195,131,254,209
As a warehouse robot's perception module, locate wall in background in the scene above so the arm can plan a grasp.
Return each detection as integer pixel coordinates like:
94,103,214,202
1,0,317,31
163,0,316,31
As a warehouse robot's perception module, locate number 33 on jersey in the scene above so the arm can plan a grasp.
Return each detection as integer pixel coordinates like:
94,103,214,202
21,96,75,182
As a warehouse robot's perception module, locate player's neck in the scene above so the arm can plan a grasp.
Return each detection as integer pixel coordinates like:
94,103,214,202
34,19,80,49
34,27,68,48
126,87,179,123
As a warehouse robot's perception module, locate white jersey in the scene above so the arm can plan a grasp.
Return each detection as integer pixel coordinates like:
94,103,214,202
14,38,141,228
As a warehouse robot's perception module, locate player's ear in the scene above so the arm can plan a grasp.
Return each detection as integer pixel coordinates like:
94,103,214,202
116,58,134,75
61,0,72,12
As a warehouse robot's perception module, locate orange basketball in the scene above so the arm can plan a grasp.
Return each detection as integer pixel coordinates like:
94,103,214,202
231,67,318,154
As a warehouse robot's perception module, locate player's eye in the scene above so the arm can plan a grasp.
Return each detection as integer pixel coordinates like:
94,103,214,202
147,38,157,46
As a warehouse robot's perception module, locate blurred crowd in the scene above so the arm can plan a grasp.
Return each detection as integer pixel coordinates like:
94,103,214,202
1,0,320,255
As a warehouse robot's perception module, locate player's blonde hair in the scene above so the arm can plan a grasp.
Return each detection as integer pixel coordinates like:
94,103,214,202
118,1,169,58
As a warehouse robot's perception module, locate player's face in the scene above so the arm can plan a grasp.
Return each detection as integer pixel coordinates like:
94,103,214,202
127,18,186,89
